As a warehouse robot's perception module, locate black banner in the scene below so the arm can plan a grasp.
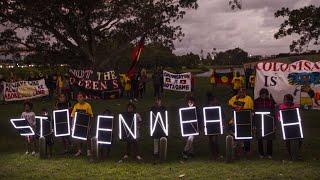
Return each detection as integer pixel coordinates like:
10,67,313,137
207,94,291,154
69,69,121,99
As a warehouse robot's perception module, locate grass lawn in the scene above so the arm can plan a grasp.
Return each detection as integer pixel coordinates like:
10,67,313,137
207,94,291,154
0,77,319,179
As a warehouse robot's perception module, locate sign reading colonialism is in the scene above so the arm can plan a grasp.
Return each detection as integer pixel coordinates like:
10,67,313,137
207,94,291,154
254,60,320,109
69,69,121,99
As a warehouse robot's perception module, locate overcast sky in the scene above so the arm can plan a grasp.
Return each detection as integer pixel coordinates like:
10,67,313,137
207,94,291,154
173,0,320,56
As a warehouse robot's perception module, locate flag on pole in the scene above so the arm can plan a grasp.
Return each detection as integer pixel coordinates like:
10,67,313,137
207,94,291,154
127,37,145,78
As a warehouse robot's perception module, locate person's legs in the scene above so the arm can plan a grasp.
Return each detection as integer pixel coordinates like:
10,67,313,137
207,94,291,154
212,135,219,156
153,139,159,155
75,141,82,156
184,135,194,155
258,139,264,156
266,140,273,157
133,141,141,159
285,140,291,156
243,140,251,153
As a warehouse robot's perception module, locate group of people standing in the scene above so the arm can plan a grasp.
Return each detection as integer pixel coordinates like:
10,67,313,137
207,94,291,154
121,68,164,102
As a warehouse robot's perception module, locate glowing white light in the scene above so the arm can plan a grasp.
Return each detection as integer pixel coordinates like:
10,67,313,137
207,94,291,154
202,106,223,135
10,118,35,136
255,112,271,137
233,110,253,140
35,116,49,137
96,115,113,145
150,111,169,137
279,108,304,140
179,107,199,137
53,109,70,137
71,112,88,140
118,114,137,140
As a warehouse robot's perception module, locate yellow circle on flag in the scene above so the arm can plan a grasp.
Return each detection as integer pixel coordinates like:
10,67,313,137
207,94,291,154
221,76,228,83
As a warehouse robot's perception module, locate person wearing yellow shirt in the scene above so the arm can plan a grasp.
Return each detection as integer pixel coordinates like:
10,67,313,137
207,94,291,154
210,70,216,89
71,92,94,157
231,72,244,95
228,88,253,157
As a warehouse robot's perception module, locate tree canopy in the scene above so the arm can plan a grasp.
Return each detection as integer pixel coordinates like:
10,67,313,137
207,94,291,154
0,0,198,67
275,5,320,52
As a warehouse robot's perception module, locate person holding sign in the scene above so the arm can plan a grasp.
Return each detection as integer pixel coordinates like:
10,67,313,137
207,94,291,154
150,97,168,159
21,102,37,155
254,88,276,159
40,108,54,158
118,103,143,162
228,88,253,157
181,96,201,160
55,94,72,154
206,93,225,160
278,94,303,159
71,92,94,157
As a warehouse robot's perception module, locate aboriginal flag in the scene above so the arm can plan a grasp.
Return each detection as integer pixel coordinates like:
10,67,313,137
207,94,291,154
214,71,233,84
127,37,145,78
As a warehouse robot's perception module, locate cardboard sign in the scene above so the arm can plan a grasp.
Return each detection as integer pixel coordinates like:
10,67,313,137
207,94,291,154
179,107,199,137
96,115,114,145
234,110,252,140
203,106,223,135
279,108,304,140
254,112,275,137
35,116,52,137
53,109,71,137
118,113,137,140
10,118,35,136
72,112,90,140
150,111,168,137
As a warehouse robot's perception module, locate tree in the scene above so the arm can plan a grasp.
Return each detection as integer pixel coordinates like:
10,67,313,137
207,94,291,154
213,48,248,65
274,5,320,52
0,0,198,67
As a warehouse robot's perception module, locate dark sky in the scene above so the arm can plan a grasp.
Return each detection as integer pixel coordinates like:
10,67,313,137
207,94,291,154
173,0,320,56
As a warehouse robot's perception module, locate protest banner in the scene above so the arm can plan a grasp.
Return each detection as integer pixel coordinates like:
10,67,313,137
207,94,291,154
69,69,121,99
163,70,191,92
3,79,49,101
254,60,320,109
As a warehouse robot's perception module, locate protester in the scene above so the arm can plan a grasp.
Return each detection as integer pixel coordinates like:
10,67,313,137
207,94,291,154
182,95,200,160
0,74,4,103
40,108,54,158
228,87,254,157
254,88,276,159
278,94,303,160
152,69,162,97
21,101,37,155
231,72,244,96
131,74,139,102
118,103,143,162
56,74,64,95
206,93,224,160
140,68,148,95
62,74,71,100
210,70,216,89
98,109,113,159
124,75,132,99
55,94,72,154
71,92,94,157
45,73,56,100
249,73,255,89
150,97,167,158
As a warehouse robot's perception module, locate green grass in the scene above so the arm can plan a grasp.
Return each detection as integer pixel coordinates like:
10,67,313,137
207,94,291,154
0,77,320,179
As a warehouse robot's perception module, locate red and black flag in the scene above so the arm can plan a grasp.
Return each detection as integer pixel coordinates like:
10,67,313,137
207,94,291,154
127,37,145,78
214,69,233,84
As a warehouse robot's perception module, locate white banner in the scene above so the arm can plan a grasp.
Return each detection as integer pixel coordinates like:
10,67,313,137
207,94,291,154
3,79,49,101
254,60,320,109
163,70,191,92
